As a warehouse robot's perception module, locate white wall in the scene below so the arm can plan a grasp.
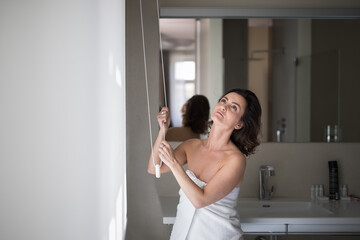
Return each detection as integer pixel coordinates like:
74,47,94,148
199,19,223,110
0,0,126,239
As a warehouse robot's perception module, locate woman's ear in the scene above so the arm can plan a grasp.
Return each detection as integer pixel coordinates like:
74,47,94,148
235,121,244,130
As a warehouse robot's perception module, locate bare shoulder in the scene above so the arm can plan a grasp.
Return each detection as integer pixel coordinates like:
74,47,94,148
223,147,246,170
218,148,247,185
177,138,202,150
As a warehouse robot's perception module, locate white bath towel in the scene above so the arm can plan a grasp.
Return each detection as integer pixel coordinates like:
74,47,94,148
170,170,243,240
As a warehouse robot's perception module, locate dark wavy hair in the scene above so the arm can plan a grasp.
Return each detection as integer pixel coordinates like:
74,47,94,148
220,89,262,156
182,95,210,135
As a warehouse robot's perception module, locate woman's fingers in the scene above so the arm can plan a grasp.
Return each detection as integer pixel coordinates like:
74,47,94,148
159,107,169,118
159,142,169,155
161,107,169,113
157,107,170,128
158,141,175,168
161,141,174,156
157,111,167,121
158,149,171,167
159,144,170,157
161,140,171,148
160,107,168,115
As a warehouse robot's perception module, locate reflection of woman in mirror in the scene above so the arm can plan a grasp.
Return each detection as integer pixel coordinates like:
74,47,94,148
166,95,210,141
148,89,262,240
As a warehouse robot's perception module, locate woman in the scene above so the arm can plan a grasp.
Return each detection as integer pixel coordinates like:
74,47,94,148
148,89,262,240
166,95,210,141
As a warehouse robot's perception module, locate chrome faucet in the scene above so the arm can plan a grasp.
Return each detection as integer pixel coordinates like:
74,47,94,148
259,165,275,200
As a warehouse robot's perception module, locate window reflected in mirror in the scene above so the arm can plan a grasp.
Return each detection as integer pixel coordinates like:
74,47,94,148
160,19,197,127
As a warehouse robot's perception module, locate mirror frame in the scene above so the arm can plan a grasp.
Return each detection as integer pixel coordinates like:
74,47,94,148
160,8,360,19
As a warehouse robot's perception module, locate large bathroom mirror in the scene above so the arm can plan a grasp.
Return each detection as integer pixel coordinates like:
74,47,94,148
159,9,360,143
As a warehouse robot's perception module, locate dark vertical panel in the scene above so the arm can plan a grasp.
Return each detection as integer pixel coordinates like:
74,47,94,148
223,19,248,92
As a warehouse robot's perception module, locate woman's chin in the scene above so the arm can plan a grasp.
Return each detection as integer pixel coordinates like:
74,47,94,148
211,113,223,121
210,116,224,126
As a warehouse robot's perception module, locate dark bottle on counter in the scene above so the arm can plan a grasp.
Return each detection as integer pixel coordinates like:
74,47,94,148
328,160,340,200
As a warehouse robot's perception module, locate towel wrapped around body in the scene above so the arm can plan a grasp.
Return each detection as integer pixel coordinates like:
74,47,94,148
170,170,243,240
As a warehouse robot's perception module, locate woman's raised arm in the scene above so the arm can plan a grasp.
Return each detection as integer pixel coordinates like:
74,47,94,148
147,107,170,175
147,107,187,175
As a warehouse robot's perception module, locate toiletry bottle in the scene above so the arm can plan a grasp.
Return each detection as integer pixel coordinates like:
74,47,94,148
311,185,316,200
334,125,339,142
341,184,348,198
326,125,331,142
319,184,324,197
328,161,340,200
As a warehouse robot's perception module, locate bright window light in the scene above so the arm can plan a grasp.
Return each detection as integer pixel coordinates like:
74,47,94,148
175,61,195,80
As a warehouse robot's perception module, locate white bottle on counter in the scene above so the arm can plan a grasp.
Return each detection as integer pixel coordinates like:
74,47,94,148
311,185,316,200
340,184,351,200
318,184,324,197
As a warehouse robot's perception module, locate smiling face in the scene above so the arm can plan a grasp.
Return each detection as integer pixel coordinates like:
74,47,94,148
211,92,247,130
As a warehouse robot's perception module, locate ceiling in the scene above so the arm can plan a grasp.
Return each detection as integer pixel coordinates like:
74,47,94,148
160,18,196,50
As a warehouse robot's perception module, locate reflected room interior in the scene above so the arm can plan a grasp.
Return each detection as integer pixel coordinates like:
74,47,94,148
159,18,360,143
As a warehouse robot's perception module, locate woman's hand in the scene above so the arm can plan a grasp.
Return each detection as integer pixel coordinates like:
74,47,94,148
158,140,177,170
157,107,170,131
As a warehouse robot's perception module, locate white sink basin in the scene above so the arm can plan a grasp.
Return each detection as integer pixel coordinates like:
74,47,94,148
237,199,334,218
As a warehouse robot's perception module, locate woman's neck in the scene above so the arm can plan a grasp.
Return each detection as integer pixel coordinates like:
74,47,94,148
205,124,233,151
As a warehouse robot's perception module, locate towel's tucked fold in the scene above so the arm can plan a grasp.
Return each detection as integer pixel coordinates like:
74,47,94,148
170,170,243,240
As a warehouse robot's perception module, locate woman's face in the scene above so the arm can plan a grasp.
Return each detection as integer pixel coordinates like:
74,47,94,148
211,92,247,130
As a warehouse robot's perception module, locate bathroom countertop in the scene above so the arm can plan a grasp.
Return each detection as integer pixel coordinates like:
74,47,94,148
160,197,360,234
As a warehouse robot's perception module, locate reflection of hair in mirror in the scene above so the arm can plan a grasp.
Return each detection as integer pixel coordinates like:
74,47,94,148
166,95,210,142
